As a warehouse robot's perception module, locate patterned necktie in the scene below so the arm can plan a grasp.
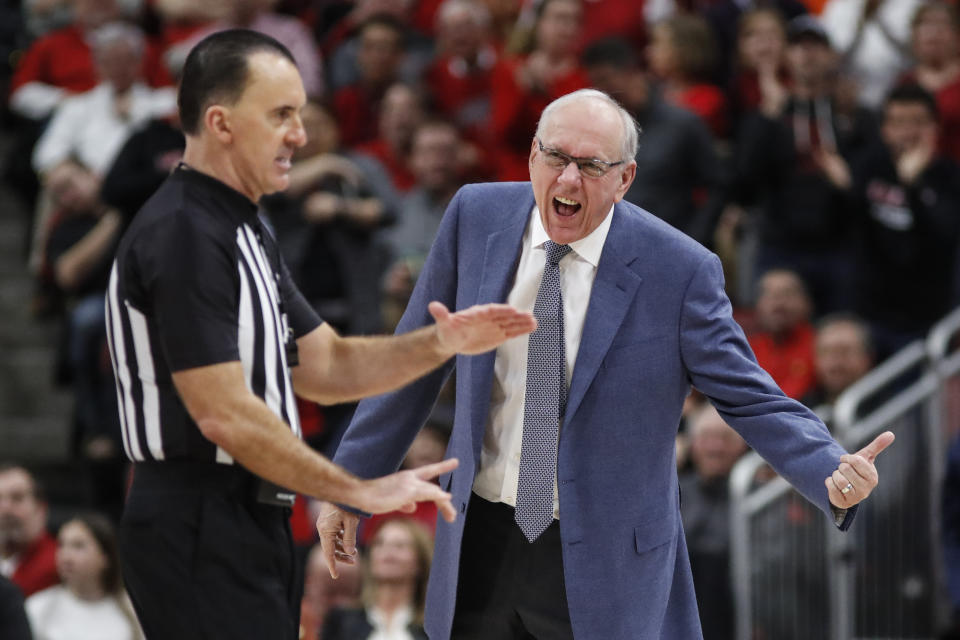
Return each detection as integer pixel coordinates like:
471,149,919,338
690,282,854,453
515,240,571,542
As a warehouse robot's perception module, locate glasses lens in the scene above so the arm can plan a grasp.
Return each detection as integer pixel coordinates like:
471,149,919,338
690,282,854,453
544,150,569,169
580,162,607,178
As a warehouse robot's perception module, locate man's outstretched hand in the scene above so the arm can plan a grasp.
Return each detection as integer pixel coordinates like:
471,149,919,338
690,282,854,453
317,458,459,578
430,301,536,357
826,431,895,509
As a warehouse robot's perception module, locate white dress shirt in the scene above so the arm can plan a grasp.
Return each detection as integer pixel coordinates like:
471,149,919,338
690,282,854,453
367,604,416,640
472,204,614,518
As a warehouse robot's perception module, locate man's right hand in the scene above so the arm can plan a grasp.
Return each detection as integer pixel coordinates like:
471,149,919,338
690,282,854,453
316,458,459,578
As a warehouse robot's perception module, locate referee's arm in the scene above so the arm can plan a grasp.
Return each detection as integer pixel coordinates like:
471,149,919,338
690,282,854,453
173,362,459,519
290,301,536,405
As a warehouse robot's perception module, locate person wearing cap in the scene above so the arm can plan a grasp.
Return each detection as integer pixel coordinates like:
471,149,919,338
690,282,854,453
734,13,875,316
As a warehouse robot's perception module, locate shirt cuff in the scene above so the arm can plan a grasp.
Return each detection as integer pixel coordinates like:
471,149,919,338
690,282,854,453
831,504,851,529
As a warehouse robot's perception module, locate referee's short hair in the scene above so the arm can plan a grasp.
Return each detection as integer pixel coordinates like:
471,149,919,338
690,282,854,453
178,29,297,136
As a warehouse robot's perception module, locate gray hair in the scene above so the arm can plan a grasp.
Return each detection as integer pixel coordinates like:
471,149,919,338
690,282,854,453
89,21,145,58
535,88,640,163
436,0,491,31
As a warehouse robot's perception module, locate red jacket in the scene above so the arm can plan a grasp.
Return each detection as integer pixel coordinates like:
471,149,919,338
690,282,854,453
489,56,589,181
10,25,172,98
748,323,817,400
9,532,59,597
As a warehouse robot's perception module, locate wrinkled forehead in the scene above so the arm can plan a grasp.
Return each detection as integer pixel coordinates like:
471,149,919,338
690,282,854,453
539,100,624,158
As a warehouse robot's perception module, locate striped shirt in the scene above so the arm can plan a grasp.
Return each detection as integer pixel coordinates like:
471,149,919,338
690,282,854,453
105,166,321,464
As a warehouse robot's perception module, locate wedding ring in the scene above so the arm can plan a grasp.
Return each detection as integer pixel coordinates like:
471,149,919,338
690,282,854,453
841,482,853,495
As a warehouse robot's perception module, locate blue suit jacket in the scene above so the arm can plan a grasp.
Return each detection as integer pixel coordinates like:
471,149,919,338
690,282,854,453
333,182,853,639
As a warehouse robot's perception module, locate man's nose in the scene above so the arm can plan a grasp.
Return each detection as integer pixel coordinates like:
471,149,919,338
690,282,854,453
557,161,581,185
289,117,307,148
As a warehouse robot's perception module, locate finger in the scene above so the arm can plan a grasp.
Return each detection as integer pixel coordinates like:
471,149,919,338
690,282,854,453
856,431,895,463
840,454,877,486
837,460,864,484
318,530,340,579
341,517,358,557
498,315,538,331
398,501,417,514
832,469,855,499
436,495,458,523
428,301,450,323
825,476,841,504
412,457,459,480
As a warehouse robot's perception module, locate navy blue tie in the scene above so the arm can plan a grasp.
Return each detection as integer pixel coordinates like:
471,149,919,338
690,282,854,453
515,240,571,542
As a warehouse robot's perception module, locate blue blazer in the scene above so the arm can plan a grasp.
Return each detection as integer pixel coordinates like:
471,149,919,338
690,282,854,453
333,182,852,639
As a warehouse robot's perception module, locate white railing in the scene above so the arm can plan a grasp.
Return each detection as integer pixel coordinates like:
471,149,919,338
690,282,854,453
729,308,960,640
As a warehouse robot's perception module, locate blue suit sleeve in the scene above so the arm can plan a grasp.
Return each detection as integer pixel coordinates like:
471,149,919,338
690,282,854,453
331,189,465,478
679,253,856,529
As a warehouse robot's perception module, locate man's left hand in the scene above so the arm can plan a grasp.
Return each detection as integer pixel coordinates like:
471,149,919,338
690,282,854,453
826,431,895,508
430,301,537,356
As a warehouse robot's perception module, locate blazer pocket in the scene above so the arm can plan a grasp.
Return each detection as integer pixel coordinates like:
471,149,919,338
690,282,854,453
634,511,677,555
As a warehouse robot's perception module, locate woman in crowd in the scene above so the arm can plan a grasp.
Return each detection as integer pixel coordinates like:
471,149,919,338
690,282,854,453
648,12,729,139
321,518,433,640
489,0,588,181
730,8,789,129
25,513,142,640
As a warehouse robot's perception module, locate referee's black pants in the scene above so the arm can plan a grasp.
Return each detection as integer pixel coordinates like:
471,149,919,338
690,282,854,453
120,462,300,640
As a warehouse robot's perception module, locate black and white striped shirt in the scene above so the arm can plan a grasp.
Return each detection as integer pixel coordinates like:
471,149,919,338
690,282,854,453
105,166,321,463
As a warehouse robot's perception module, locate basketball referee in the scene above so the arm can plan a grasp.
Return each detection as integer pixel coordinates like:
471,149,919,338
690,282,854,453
105,30,536,639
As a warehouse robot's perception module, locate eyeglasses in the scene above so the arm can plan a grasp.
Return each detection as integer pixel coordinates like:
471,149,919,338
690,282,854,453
536,138,625,178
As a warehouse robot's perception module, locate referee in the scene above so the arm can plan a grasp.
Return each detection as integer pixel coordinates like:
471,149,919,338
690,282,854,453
106,30,535,639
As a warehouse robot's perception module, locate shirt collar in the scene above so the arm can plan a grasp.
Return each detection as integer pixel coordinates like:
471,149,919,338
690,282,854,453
529,203,615,268
173,163,260,224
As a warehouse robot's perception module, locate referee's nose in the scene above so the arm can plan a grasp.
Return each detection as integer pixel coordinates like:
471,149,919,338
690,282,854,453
288,112,307,149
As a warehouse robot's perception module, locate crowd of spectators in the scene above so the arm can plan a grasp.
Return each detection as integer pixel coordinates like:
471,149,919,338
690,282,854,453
2,0,960,638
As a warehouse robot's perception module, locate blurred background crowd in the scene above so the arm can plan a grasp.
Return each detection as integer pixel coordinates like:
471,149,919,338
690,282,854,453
1,0,960,638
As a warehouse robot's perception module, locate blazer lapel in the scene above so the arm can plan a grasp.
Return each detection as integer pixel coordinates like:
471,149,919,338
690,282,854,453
565,206,644,424
470,213,528,450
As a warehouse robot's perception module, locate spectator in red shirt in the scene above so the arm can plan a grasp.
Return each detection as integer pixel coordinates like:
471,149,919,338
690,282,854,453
333,14,407,148
647,12,729,139
425,0,498,138
0,465,58,598
901,1,960,164
353,82,425,196
747,269,818,400
9,0,171,121
489,0,589,181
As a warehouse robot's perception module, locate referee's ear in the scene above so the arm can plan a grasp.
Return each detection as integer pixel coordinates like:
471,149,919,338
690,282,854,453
205,105,233,144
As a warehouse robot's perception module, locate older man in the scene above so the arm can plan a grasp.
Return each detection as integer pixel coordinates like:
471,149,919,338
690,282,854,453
319,88,894,639
107,30,535,640
0,464,57,597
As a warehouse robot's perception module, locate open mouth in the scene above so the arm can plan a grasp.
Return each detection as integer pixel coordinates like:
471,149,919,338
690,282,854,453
553,195,581,216
275,156,292,171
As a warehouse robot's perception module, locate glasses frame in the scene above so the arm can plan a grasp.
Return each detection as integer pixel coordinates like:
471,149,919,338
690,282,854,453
535,138,626,178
